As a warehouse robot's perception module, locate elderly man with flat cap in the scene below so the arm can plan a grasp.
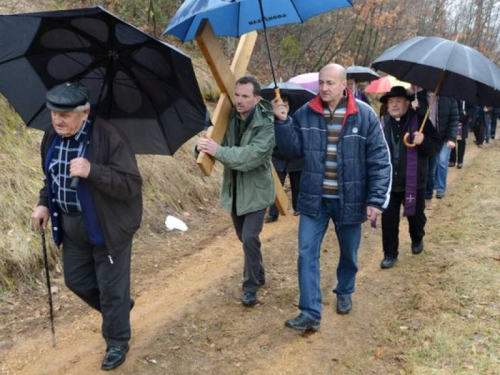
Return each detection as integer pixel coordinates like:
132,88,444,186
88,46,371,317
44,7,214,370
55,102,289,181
379,86,441,269
31,82,142,370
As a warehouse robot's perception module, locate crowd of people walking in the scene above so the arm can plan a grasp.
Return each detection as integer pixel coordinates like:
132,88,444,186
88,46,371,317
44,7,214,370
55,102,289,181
30,64,497,370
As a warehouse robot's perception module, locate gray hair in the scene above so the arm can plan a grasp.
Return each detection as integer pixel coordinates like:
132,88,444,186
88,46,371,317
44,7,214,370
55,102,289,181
74,102,91,113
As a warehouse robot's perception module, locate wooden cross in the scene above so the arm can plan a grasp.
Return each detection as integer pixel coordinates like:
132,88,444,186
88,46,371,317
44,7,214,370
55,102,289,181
195,19,288,215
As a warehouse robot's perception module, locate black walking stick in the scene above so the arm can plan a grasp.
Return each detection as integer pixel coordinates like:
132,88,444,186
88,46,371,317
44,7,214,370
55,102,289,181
41,227,56,347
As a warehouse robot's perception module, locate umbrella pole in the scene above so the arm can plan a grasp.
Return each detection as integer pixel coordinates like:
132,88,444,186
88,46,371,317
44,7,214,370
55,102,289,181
404,71,446,147
69,66,112,189
257,0,280,100
41,229,56,347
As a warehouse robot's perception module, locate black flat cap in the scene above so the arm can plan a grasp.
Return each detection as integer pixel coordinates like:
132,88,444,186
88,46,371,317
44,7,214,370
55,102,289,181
46,82,90,111
380,86,412,104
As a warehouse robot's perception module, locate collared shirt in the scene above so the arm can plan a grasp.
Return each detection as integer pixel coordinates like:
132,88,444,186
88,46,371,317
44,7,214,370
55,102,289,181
427,92,439,131
49,120,90,213
322,97,346,199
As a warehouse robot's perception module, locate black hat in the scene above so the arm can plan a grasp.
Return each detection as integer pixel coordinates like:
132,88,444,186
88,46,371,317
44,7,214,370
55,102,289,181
46,82,90,111
380,86,412,104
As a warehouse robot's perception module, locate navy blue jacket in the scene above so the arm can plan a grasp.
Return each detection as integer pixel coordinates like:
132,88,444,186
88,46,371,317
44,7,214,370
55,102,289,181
274,90,392,224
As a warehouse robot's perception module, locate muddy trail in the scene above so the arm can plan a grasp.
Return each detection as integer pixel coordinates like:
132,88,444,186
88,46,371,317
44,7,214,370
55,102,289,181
0,142,495,375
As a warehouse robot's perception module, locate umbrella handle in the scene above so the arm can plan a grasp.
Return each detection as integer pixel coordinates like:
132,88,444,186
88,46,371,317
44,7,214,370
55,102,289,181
403,132,417,148
274,88,281,101
404,71,446,147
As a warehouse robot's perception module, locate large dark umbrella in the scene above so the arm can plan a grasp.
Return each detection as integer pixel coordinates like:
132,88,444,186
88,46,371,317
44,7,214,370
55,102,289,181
260,82,315,112
372,36,500,146
0,6,206,155
346,66,379,83
164,0,353,95
372,36,500,107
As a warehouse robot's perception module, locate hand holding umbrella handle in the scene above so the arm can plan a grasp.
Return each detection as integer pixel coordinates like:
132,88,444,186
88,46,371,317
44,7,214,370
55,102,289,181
404,71,446,147
274,87,281,101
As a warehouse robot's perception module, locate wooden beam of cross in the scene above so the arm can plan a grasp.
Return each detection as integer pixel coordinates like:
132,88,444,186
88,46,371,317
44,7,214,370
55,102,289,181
195,19,288,215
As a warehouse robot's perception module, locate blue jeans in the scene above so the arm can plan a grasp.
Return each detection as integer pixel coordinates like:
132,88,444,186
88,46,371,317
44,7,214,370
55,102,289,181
297,199,361,321
425,152,439,199
485,113,492,142
435,142,452,195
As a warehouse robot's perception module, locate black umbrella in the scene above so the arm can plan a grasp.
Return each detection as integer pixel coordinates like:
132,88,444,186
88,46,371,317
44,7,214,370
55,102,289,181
346,66,379,83
0,6,206,155
372,36,500,146
260,82,315,113
372,36,500,107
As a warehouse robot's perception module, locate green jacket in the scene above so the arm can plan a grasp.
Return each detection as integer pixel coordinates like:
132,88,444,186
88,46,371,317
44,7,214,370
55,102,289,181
214,100,275,215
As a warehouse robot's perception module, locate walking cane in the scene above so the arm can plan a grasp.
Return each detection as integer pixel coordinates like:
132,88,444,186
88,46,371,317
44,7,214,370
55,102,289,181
41,227,57,347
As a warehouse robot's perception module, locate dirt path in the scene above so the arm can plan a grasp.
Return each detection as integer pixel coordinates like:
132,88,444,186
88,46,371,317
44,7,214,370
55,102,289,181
0,142,488,375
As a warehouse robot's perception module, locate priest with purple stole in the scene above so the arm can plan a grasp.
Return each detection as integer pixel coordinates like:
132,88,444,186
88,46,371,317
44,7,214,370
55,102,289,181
379,86,441,269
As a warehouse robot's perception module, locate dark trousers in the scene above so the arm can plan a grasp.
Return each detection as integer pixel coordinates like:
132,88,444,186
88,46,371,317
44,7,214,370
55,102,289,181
231,208,266,293
492,116,498,139
425,153,438,199
61,213,132,348
449,139,466,164
269,170,301,217
474,122,486,145
381,189,426,259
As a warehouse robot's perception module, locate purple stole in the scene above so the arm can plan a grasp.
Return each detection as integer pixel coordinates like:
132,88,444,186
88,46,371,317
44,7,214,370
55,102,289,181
381,114,419,217
355,90,362,100
404,114,419,217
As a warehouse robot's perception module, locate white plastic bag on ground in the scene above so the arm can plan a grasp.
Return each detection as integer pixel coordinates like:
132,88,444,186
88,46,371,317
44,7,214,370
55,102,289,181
165,215,188,231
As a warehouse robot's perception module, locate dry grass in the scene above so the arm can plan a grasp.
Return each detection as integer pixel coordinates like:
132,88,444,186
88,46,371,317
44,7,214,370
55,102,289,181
375,143,500,375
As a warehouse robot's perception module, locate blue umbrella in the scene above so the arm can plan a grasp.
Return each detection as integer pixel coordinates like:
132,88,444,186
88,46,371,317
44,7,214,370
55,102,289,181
164,0,353,90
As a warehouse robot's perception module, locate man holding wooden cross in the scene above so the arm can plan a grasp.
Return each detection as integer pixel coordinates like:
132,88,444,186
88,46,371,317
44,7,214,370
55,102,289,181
196,76,275,307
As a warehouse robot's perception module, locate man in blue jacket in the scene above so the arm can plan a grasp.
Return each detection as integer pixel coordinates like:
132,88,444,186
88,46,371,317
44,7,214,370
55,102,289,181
272,64,392,331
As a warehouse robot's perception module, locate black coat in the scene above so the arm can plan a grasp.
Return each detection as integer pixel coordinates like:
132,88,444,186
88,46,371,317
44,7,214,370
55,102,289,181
383,109,442,192
38,116,143,256
272,145,303,172
415,90,459,142
458,101,476,140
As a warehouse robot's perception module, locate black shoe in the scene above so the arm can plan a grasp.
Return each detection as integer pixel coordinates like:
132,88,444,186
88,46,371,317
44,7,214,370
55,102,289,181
457,163,463,169
101,345,129,371
436,192,445,199
380,257,398,269
264,215,278,223
242,292,257,306
411,240,424,255
448,162,455,167
336,296,352,315
285,314,320,332
258,280,266,286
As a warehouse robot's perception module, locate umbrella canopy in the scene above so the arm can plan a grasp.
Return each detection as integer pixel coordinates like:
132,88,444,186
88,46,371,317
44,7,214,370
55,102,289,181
372,36,500,106
365,75,411,94
164,0,353,89
0,6,206,155
164,0,353,42
260,82,315,112
288,72,319,93
346,66,379,83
